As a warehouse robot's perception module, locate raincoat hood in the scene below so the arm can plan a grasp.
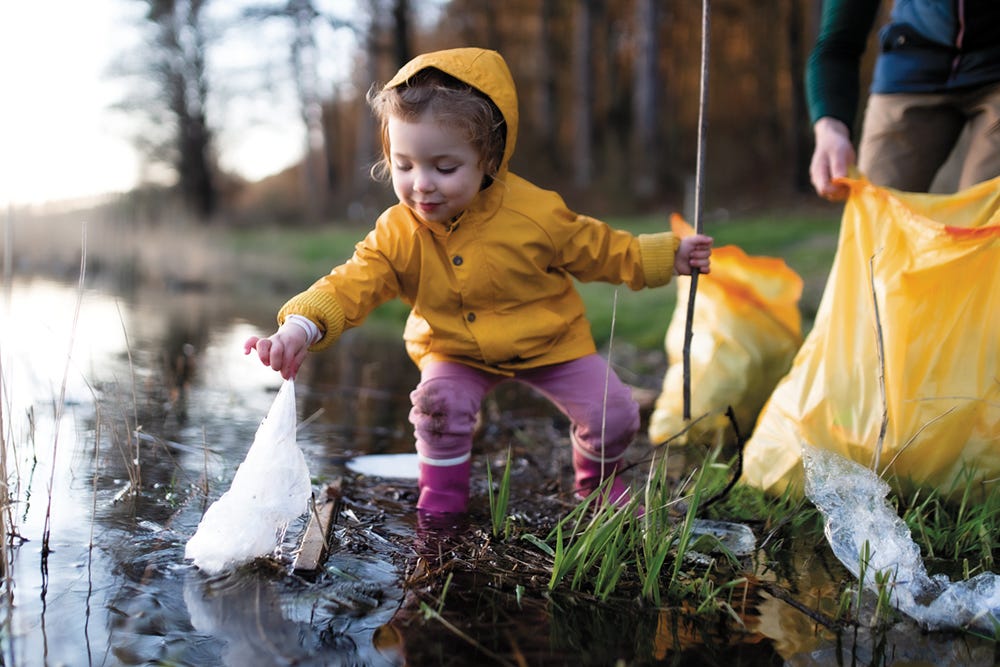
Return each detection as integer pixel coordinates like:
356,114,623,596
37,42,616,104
385,48,519,186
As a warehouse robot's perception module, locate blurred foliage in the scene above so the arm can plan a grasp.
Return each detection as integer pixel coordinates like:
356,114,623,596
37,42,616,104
111,0,834,225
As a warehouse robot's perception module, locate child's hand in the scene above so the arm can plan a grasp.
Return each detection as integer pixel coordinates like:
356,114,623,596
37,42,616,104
675,234,713,275
243,321,311,380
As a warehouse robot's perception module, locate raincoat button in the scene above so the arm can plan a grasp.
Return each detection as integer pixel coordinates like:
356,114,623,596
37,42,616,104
452,255,463,266
466,312,476,322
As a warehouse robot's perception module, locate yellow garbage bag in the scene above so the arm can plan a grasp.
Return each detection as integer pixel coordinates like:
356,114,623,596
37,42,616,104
742,176,1000,498
648,216,803,446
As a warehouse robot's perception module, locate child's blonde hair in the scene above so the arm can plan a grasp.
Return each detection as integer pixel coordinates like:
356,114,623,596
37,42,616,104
367,68,506,183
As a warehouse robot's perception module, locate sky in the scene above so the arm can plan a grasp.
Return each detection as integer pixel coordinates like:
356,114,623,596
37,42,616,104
2,1,139,206
0,1,355,208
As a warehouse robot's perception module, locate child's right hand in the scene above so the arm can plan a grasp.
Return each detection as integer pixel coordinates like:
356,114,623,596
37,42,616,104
675,233,713,275
243,321,310,380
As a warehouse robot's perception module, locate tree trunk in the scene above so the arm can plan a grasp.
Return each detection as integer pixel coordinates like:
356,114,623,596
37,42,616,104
573,0,594,188
353,1,380,205
391,0,411,68
536,0,559,170
632,0,659,199
169,0,216,221
790,0,821,192
291,0,328,223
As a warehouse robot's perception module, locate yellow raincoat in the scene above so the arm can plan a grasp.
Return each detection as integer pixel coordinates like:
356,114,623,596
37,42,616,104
278,48,679,375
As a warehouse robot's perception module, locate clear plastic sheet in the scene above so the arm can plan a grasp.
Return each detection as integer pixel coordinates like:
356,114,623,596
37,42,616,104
803,445,1000,632
185,380,312,575
690,519,756,557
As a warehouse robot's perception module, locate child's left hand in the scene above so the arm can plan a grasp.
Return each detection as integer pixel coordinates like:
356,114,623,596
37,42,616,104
675,234,713,275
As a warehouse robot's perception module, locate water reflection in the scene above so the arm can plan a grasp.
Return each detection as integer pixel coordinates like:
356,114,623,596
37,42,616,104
296,327,419,456
0,277,417,665
0,276,996,665
183,559,402,667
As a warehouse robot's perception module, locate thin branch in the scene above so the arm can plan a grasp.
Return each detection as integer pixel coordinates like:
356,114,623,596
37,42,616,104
868,252,888,472
683,0,711,420
702,406,745,508
879,407,957,477
42,223,88,563
600,289,620,479
645,410,714,448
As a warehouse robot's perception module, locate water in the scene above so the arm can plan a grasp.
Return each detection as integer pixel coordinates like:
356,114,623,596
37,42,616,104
1,277,416,665
1,277,996,665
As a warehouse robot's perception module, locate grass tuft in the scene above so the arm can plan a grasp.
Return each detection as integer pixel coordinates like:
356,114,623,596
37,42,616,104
486,448,513,540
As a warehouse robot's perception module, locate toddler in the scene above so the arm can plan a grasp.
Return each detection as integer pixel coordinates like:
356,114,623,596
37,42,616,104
245,47,712,515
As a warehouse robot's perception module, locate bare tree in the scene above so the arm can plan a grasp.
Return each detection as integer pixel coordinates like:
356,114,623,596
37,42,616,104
535,0,560,170
223,0,829,221
632,0,659,199
340,0,412,208
390,0,413,68
242,0,341,222
573,0,596,188
354,0,382,201
126,0,219,221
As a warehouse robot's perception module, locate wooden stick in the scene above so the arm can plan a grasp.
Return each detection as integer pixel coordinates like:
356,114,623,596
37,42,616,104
293,479,341,573
683,0,711,420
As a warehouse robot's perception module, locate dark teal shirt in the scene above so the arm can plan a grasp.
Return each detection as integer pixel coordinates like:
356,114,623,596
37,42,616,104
806,0,1000,130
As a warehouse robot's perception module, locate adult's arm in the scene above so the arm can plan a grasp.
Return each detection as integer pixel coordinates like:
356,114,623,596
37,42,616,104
805,0,883,131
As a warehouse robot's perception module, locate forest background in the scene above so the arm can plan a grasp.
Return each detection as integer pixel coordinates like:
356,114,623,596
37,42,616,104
12,0,897,232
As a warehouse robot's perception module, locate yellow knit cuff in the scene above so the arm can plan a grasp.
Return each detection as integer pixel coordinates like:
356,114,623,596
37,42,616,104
637,233,679,287
278,290,347,352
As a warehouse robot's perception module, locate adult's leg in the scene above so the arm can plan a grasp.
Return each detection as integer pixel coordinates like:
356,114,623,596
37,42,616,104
519,355,639,504
858,92,965,192
409,361,500,513
957,83,1000,189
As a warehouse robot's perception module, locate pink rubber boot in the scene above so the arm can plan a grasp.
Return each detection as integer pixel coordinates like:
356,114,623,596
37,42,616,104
417,459,471,514
572,446,631,509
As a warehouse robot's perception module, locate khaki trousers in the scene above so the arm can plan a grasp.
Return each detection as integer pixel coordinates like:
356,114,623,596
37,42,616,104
858,82,1000,192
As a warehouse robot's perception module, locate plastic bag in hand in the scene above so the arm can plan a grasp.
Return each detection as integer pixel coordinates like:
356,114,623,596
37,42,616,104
185,380,312,575
744,176,1000,499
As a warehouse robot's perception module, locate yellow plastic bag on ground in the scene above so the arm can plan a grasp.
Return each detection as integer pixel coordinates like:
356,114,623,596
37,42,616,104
648,216,803,446
742,176,1000,498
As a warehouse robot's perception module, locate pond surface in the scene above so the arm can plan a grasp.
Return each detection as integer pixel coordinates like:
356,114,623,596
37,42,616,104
0,276,995,666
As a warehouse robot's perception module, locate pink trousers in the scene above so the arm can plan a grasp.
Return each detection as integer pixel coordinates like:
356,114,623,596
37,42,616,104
409,354,639,470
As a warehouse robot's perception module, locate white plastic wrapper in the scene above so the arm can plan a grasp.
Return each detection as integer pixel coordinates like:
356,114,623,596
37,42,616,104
185,380,312,575
803,445,1000,631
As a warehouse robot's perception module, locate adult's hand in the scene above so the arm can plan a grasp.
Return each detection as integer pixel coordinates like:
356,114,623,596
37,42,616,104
810,117,855,201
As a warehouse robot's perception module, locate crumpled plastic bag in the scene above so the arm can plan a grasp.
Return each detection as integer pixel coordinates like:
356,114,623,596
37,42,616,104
742,176,1000,498
804,445,1000,631
648,215,803,446
185,380,312,575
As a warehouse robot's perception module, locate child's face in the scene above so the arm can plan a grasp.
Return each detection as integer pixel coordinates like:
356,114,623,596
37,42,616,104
388,114,485,224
